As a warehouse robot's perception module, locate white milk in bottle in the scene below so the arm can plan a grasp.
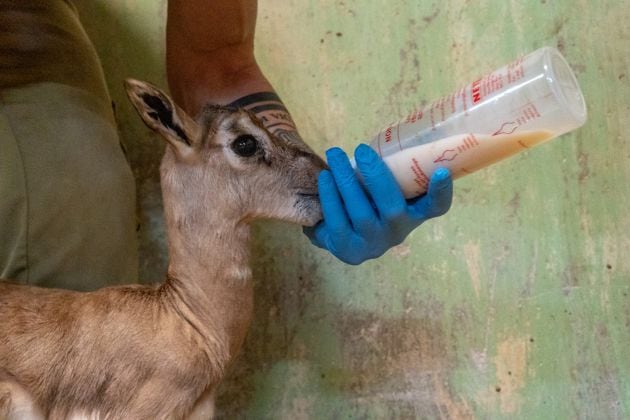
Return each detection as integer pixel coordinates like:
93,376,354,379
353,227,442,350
355,47,587,198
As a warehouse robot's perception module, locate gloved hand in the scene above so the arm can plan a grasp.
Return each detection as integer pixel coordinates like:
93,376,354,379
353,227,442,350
303,144,453,265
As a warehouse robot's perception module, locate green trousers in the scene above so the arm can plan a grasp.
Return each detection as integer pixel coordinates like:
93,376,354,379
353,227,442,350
0,0,138,290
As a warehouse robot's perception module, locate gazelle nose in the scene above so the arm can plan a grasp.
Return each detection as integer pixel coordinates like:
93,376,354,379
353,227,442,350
309,152,328,171
294,149,328,171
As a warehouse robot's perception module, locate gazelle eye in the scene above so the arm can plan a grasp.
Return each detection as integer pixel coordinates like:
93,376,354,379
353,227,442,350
231,135,259,157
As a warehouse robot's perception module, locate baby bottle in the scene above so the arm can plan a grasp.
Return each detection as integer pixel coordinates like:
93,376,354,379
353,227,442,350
358,46,587,198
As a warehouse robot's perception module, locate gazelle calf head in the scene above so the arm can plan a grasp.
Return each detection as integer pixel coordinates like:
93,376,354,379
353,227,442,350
125,79,326,228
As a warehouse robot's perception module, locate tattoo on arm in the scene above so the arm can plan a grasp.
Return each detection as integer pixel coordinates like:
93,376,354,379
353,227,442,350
228,92,304,144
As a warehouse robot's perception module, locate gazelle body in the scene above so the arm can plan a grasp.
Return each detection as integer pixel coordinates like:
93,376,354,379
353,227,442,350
0,80,325,419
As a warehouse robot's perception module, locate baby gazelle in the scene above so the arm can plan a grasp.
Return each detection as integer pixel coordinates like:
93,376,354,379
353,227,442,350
0,79,325,419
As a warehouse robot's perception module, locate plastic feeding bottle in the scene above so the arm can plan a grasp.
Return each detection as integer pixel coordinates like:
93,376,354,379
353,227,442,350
357,46,587,199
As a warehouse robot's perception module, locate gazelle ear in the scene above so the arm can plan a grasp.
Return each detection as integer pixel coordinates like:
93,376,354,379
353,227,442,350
124,78,200,150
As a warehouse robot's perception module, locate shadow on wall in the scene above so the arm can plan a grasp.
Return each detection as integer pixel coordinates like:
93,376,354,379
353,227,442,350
215,239,467,418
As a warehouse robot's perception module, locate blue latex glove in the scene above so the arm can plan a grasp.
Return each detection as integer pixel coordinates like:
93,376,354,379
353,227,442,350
303,144,453,265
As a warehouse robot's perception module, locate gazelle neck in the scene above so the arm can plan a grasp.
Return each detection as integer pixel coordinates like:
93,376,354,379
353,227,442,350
160,153,255,363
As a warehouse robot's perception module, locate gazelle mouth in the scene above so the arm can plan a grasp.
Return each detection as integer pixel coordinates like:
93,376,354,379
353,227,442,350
297,192,319,198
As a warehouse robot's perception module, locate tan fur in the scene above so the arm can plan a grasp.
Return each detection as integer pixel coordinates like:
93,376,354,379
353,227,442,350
0,79,326,419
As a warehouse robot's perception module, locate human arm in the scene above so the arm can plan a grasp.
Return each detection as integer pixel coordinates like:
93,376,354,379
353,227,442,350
166,0,299,142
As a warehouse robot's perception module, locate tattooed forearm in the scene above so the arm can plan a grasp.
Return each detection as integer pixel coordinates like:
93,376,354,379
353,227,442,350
228,92,304,144
273,128,306,145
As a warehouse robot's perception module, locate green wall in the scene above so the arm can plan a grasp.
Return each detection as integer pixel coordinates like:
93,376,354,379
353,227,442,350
76,0,629,418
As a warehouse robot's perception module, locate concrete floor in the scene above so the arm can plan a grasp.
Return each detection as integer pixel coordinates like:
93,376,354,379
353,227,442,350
77,0,629,418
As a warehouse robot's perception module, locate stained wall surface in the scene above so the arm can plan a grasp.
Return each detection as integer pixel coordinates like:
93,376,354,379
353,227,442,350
76,0,629,418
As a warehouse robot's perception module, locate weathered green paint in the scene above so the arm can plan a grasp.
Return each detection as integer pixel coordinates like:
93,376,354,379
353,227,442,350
76,0,629,418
